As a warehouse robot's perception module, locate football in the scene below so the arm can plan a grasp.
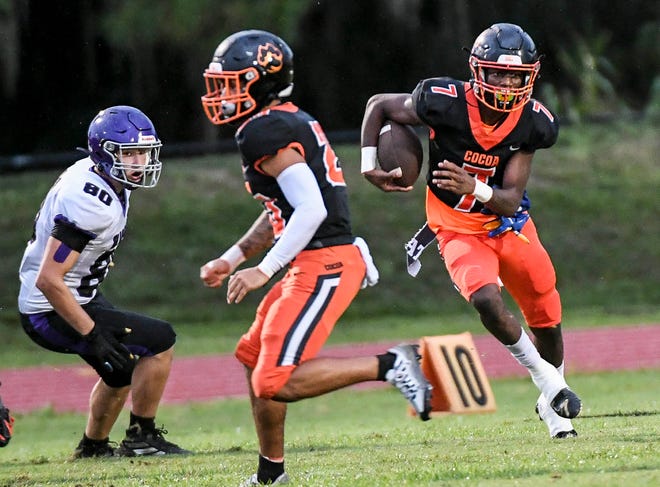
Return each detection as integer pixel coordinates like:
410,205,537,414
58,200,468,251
376,120,423,187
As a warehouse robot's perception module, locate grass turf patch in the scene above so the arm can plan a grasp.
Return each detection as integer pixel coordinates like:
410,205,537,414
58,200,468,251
1,370,658,486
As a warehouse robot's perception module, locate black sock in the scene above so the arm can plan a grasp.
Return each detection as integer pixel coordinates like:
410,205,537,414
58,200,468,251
130,412,156,432
82,433,109,445
376,352,396,381
257,454,285,483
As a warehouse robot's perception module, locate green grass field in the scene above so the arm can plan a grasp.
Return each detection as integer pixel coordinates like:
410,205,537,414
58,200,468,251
1,370,658,486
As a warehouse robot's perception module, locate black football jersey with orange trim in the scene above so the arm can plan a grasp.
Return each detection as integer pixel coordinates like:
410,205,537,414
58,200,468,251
412,77,558,212
235,102,353,243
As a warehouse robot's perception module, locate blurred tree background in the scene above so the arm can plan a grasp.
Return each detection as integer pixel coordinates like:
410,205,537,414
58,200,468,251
0,0,658,158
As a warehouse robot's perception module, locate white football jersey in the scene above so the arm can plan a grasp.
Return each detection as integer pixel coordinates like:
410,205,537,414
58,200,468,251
18,158,131,313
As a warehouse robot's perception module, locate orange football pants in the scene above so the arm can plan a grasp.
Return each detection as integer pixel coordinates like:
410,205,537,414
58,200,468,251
435,218,562,329
235,244,365,399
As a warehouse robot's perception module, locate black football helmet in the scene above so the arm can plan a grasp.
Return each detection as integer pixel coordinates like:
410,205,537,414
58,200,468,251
201,30,294,125
469,23,540,112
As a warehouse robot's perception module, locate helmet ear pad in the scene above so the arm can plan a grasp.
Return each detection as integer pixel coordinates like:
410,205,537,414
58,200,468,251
201,30,294,125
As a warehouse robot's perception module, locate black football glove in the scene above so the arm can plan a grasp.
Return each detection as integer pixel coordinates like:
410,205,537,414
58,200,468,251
83,325,134,373
0,388,14,447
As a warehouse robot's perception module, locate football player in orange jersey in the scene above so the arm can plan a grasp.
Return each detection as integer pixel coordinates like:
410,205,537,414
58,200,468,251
360,23,582,439
199,30,432,485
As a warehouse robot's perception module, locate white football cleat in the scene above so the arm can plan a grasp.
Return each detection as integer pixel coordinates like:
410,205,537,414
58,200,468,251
536,393,578,439
241,472,290,486
385,343,433,421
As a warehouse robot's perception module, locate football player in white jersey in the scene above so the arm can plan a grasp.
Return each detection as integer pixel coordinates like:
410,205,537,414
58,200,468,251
18,106,189,458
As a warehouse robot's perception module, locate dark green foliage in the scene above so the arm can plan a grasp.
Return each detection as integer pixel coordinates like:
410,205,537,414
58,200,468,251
0,1,657,154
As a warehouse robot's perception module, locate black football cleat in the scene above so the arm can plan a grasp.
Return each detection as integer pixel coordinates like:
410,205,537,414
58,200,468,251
116,424,191,456
553,429,578,439
73,436,116,458
550,388,582,419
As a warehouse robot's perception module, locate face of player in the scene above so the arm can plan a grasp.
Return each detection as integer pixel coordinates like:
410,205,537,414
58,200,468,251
118,148,151,184
487,69,525,87
486,69,525,106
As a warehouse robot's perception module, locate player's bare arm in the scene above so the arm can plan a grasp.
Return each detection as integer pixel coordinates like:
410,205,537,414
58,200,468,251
360,94,421,192
237,212,275,258
200,212,273,288
224,205,288,302
35,236,95,335
202,148,306,293
488,151,533,215
259,146,304,177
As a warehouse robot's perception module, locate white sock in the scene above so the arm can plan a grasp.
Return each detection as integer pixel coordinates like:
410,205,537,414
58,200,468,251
506,331,567,401
505,330,541,367
557,361,565,377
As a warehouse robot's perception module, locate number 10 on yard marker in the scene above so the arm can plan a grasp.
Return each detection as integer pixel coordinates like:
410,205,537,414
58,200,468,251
410,332,496,417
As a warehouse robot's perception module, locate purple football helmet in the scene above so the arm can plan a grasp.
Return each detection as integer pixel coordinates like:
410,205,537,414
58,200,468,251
87,106,162,188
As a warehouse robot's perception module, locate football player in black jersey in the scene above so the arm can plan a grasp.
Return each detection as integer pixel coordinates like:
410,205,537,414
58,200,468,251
360,23,582,439
200,30,432,485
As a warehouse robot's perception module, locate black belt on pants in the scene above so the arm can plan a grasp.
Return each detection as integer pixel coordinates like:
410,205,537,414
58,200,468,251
304,234,354,250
